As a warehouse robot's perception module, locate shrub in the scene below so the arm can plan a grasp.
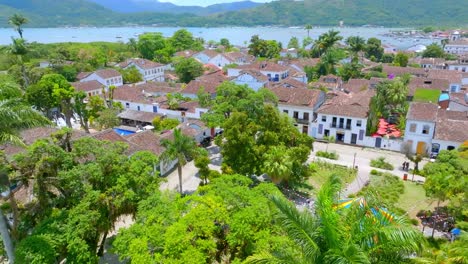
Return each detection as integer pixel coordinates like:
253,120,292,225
410,218,419,226
370,157,394,170
316,151,339,160
370,169,379,175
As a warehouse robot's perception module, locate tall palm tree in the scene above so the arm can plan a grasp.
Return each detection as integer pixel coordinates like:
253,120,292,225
161,128,197,194
0,80,49,264
9,14,28,39
247,175,424,263
322,30,343,53
345,36,366,59
305,24,313,38
6,37,30,88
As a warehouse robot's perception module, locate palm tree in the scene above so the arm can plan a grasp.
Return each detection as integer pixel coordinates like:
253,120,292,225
247,175,424,263
6,37,30,88
0,80,49,264
263,146,293,184
345,36,366,59
161,128,197,194
9,14,28,39
305,24,313,38
321,30,343,53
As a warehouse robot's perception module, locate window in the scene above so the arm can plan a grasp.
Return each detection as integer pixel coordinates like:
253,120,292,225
293,111,299,119
302,125,308,134
356,120,362,127
303,112,309,121
283,110,289,114
451,85,458,92
422,125,430,134
137,106,141,111
125,103,130,109
409,123,416,132
321,116,327,122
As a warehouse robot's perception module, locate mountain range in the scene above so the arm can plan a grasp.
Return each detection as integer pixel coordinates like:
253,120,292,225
87,0,262,15
0,0,466,28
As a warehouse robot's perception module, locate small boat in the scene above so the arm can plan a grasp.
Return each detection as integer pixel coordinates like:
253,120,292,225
116,36,122,39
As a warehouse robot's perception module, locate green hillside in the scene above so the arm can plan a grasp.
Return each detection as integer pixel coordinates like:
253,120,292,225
0,0,466,27
207,0,468,27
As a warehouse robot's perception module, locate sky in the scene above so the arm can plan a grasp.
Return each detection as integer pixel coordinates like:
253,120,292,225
158,0,273,7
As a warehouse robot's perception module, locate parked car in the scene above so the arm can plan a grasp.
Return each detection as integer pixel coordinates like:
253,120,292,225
199,136,211,148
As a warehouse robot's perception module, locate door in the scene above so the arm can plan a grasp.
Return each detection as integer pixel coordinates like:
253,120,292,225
416,141,426,154
351,134,357,144
375,137,382,148
302,125,309,134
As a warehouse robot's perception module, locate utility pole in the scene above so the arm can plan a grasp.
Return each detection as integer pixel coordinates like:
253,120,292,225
353,152,357,169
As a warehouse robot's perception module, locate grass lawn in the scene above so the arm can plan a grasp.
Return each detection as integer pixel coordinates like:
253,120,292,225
398,181,437,219
413,88,441,103
308,161,357,191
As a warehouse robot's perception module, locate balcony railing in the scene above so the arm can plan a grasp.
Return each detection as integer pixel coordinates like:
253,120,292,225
331,123,351,130
295,118,309,124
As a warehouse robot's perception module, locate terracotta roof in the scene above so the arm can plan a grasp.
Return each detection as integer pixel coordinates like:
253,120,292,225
118,110,163,123
95,69,122,79
183,71,228,95
446,39,468,45
126,130,165,155
427,70,462,84
317,90,375,118
237,62,289,73
269,87,323,107
450,92,468,107
236,70,269,82
343,79,371,93
434,119,468,142
270,77,307,89
119,58,164,70
408,77,450,96
382,65,427,77
196,50,219,59
71,80,103,92
89,129,142,154
77,72,92,80
223,52,254,63
113,83,180,104
406,102,439,121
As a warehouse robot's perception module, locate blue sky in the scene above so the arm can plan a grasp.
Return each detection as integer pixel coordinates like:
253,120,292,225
158,0,273,7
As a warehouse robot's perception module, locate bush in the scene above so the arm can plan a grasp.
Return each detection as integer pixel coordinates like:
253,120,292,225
410,218,420,226
370,157,394,170
316,151,339,160
370,169,379,175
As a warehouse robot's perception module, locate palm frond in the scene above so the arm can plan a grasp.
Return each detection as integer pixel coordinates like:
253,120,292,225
271,196,320,262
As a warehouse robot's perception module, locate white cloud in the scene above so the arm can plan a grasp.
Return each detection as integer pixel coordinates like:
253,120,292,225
158,0,272,7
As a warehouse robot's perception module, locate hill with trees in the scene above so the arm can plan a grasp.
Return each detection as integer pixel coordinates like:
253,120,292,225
0,0,467,27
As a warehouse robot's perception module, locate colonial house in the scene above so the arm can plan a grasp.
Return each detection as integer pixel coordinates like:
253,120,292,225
269,87,326,136
71,80,103,97
410,57,447,69
177,119,212,143
193,50,219,64
383,44,397,54
447,57,468,86
79,69,123,88
112,83,208,121
381,65,427,78
313,90,375,145
181,70,228,99
227,62,289,82
223,52,255,65
118,58,165,82
444,39,468,55
407,77,449,99
432,110,468,153
404,102,438,154
231,70,269,91
342,79,371,93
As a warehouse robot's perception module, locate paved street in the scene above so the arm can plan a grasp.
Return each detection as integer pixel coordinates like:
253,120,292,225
309,142,428,197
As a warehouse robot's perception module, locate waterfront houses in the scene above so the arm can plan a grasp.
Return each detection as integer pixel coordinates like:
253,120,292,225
118,58,166,82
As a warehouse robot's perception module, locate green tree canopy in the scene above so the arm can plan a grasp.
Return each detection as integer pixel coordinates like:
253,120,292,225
422,43,445,58
137,32,167,60
248,35,281,59
365,37,384,61
174,57,204,83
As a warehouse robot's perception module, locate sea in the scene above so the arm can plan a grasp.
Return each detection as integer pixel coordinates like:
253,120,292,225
0,26,440,49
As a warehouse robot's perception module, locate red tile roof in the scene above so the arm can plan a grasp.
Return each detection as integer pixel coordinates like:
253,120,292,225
269,87,323,107
406,102,439,121
317,90,375,118
71,80,103,92
119,58,164,70
95,69,122,79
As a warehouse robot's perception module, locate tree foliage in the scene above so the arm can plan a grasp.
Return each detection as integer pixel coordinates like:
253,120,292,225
248,35,281,59
174,57,204,83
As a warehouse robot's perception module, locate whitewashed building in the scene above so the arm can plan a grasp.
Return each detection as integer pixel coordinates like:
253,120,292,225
444,39,468,55
313,90,375,146
231,70,269,91
80,69,123,88
118,58,165,82
269,87,326,136
404,102,438,154
228,62,289,82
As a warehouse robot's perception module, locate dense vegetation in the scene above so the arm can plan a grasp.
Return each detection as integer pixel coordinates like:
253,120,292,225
0,0,467,27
